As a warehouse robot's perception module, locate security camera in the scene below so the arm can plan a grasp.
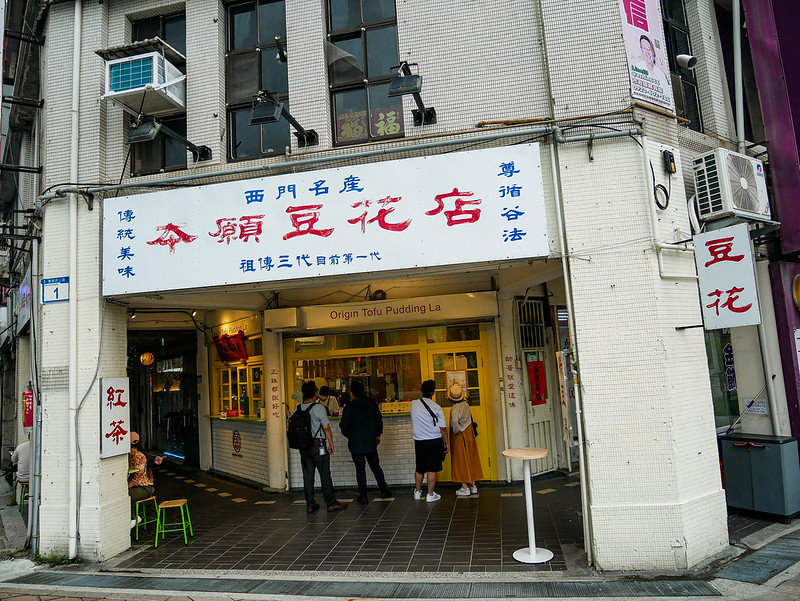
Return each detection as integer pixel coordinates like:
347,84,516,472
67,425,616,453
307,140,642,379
676,54,697,70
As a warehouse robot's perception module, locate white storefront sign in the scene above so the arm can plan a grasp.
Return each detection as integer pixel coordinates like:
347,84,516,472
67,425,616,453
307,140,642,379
618,0,675,111
103,144,547,295
299,292,498,331
694,223,761,329
100,377,131,459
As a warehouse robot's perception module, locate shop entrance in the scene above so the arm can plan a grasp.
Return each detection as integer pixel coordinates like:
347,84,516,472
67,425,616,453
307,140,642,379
128,330,200,466
285,322,498,482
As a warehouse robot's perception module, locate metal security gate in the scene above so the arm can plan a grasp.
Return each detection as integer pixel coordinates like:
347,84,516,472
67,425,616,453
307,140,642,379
517,299,556,475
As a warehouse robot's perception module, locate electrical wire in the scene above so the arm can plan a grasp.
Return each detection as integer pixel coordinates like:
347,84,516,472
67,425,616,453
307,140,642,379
650,160,670,210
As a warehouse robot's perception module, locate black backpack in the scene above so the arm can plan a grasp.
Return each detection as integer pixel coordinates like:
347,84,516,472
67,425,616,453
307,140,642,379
287,402,320,449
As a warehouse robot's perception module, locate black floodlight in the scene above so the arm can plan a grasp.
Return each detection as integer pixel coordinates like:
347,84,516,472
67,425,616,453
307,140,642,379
249,90,319,148
388,75,422,97
127,117,212,162
388,62,436,126
249,96,284,125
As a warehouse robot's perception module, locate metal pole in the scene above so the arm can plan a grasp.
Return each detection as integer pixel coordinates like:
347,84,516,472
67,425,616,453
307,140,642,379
733,0,746,152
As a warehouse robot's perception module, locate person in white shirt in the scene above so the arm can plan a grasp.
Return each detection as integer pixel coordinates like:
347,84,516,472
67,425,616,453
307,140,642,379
409,380,448,502
12,433,31,484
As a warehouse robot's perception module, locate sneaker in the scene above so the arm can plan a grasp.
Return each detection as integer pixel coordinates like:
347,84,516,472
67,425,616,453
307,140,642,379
470,485,478,494
455,487,471,496
426,492,441,503
413,489,422,500
327,501,348,512
130,519,136,529
356,495,369,505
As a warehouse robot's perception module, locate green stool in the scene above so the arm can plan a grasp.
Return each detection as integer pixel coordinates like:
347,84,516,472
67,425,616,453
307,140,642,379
134,496,158,540
18,482,28,515
155,498,193,547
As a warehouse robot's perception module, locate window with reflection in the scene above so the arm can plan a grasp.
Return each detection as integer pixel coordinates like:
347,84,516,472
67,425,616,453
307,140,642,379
131,13,187,175
660,0,702,132
227,0,290,160
327,0,403,145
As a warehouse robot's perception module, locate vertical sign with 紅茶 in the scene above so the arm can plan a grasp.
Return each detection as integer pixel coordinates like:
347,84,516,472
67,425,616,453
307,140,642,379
100,378,131,458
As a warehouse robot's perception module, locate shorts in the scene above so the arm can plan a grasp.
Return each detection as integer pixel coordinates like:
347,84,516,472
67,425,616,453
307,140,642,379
414,438,445,474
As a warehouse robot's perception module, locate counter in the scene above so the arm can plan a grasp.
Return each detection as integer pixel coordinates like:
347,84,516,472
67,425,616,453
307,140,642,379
210,416,269,487
288,414,416,491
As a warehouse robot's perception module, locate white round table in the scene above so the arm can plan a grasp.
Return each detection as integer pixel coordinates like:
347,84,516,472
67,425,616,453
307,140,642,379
502,447,554,564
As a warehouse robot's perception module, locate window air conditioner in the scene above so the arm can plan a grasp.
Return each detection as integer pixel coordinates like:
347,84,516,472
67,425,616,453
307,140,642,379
102,51,186,117
692,148,771,223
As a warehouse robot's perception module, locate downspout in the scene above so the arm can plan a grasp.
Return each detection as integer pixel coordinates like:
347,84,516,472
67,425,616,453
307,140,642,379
68,0,83,559
733,0,745,153
28,239,41,555
550,128,593,565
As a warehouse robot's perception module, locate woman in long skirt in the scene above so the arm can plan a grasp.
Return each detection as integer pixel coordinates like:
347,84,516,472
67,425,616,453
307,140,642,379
447,383,483,496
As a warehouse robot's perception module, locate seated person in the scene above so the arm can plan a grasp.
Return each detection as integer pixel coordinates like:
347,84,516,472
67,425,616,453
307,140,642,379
128,432,164,528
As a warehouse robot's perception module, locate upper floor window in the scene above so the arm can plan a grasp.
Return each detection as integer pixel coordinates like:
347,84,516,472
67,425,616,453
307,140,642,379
660,0,702,132
131,13,187,175
327,0,403,145
226,0,290,160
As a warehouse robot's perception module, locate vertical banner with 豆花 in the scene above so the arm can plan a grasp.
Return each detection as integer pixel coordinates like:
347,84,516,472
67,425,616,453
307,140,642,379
618,0,674,112
100,377,131,458
694,223,761,330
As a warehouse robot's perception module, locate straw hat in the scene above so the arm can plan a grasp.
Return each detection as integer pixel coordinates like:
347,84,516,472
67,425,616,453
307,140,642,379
447,383,467,402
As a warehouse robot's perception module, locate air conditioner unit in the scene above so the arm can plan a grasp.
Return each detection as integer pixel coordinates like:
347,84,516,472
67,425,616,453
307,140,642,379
102,51,186,117
693,148,771,223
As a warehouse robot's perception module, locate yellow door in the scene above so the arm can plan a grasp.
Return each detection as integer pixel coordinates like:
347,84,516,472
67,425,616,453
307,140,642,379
427,346,495,481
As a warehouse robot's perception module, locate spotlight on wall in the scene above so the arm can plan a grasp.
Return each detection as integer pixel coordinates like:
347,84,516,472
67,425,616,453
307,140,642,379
676,54,697,70
249,90,319,148
128,117,212,162
130,309,136,319
388,61,436,126
191,309,197,317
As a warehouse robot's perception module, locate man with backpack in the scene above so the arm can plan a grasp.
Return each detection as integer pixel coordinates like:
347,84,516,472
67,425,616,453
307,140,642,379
289,381,347,514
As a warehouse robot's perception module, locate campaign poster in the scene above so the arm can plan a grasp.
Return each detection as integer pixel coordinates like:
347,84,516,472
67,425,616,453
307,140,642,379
618,0,675,112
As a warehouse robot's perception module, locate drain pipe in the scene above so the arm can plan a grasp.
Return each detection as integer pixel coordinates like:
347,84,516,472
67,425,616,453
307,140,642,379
549,129,593,565
733,0,745,153
67,0,83,560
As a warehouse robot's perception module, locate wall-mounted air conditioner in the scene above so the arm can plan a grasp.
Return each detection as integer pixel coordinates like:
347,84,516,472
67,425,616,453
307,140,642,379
100,48,185,117
693,148,771,223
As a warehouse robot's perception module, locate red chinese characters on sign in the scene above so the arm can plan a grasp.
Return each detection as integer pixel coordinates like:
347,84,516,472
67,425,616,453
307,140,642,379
105,420,128,445
347,196,411,233
426,188,482,226
106,386,128,409
705,286,752,315
527,360,547,406
23,389,33,428
283,205,334,240
213,331,248,364
623,0,648,30
101,377,130,458
209,215,265,244
147,223,198,254
704,237,744,267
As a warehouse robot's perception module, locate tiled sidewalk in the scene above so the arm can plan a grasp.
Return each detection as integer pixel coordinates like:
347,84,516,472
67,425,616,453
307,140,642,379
112,463,585,573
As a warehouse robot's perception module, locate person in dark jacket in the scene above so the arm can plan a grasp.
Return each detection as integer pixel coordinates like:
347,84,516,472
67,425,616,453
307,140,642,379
339,380,392,504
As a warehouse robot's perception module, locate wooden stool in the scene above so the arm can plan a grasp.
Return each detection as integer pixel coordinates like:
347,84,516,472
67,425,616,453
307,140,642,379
134,496,158,541
155,498,193,547
18,482,28,515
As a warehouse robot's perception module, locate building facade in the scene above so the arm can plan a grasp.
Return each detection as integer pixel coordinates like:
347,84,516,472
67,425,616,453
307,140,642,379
3,0,792,572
